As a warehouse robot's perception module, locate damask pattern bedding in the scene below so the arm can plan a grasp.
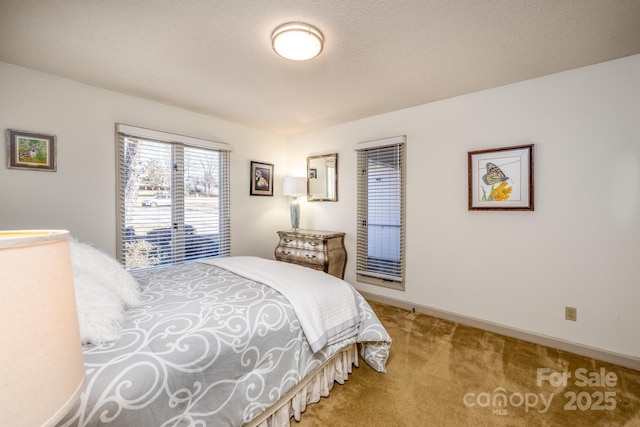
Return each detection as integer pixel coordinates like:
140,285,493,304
58,258,390,427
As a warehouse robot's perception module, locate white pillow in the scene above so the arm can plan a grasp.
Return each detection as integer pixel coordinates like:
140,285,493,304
73,270,125,344
69,238,141,344
69,239,141,308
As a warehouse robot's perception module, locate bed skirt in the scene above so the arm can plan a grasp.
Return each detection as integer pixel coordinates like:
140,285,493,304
246,343,359,427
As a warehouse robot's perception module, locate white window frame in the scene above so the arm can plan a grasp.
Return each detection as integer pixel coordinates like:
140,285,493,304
115,124,232,269
355,135,406,290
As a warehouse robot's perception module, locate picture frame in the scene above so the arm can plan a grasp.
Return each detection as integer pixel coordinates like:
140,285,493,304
250,161,274,196
6,129,57,172
468,144,534,211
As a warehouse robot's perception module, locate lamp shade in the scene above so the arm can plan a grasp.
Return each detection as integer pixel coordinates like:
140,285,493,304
282,176,307,196
271,22,324,61
0,230,85,426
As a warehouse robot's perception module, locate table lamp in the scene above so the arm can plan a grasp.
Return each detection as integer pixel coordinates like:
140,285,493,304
282,176,307,230
0,230,85,426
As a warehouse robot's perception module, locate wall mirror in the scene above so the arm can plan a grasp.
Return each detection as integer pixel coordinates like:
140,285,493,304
307,153,338,201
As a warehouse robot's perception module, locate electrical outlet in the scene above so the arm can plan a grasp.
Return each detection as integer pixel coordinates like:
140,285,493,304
565,306,577,321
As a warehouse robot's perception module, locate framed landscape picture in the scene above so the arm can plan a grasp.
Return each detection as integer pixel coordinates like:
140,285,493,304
468,144,534,211
250,160,274,196
6,129,57,172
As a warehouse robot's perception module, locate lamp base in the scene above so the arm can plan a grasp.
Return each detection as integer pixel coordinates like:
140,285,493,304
290,197,300,229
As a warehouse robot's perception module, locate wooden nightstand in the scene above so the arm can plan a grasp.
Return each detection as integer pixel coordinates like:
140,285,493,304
274,229,347,279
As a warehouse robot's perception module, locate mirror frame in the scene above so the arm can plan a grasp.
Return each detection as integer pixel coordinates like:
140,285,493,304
307,153,338,202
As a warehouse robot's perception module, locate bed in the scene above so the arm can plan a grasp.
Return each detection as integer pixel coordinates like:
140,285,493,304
58,254,391,427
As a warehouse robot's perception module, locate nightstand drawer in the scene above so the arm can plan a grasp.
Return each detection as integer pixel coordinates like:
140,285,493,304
278,236,323,250
275,247,325,269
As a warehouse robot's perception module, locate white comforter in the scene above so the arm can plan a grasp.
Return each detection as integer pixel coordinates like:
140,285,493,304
203,256,360,352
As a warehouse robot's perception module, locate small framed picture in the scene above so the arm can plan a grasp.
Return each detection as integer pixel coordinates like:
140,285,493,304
6,129,57,172
250,161,274,196
309,168,317,179
468,144,534,211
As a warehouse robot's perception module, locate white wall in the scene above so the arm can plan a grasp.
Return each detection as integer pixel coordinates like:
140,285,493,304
288,54,640,360
2,56,639,361
0,62,291,258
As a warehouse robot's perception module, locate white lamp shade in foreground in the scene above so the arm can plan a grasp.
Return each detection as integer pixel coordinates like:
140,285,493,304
0,230,85,426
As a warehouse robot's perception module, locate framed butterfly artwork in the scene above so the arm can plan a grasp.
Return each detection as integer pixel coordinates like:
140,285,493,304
468,144,534,211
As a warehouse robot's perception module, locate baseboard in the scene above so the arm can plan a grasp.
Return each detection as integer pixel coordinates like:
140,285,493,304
360,292,640,372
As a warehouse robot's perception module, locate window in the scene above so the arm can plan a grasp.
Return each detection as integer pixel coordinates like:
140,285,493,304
356,136,406,290
116,124,231,269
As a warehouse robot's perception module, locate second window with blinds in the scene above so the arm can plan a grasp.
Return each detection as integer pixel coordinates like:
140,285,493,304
356,135,406,290
116,124,231,270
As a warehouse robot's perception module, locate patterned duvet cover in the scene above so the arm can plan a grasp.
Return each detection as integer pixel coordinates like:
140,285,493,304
58,259,390,427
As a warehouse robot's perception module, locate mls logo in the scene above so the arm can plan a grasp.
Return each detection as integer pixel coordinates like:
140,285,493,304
492,408,508,416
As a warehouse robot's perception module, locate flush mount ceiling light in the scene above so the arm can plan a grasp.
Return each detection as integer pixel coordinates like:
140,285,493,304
271,22,324,61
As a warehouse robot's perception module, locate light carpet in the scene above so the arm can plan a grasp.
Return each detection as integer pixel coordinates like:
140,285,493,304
295,301,640,426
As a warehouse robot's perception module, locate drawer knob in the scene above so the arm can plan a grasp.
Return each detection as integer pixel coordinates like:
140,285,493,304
284,238,293,243
306,241,319,247
305,254,317,259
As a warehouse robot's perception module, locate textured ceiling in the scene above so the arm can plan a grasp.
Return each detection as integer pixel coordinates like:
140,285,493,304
1,0,640,136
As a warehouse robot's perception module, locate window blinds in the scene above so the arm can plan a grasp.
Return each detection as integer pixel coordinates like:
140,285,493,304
116,124,231,269
356,136,406,289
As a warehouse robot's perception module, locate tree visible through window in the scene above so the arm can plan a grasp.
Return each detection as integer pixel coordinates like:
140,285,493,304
356,136,406,290
116,125,231,269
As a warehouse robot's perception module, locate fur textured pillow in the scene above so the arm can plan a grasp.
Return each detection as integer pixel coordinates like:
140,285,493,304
70,239,141,307
73,269,125,344
69,238,141,344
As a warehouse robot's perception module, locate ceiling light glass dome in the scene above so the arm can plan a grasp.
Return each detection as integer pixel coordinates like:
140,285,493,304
271,22,324,61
